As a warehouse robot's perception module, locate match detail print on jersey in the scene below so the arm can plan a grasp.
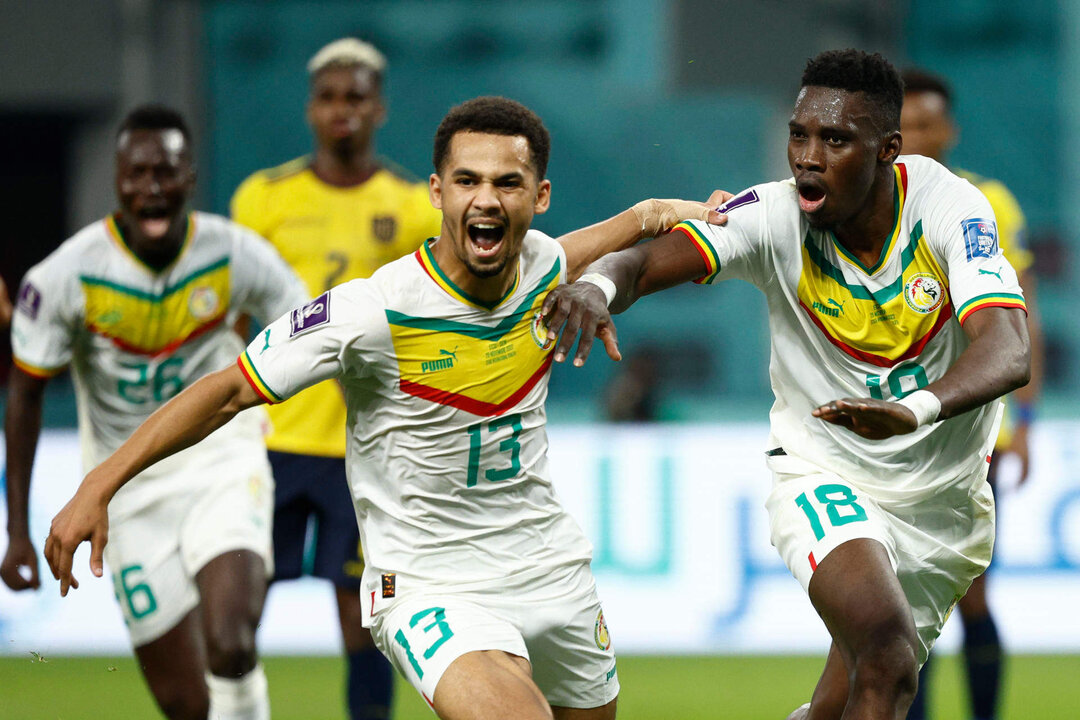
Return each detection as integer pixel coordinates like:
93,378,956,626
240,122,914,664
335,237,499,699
387,246,562,416
83,215,231,356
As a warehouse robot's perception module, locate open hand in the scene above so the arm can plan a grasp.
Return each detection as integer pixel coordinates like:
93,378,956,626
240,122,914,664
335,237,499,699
540,282,620,367
812,398,919,440
44,486,110,596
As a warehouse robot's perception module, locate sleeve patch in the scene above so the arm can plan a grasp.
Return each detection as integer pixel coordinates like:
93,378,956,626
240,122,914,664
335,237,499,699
17,280,42,320
962,218,999,261
717,189,760,213
290,292,330,337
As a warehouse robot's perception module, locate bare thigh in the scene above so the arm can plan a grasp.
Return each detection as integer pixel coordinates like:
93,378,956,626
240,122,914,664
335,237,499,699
433,649,552,720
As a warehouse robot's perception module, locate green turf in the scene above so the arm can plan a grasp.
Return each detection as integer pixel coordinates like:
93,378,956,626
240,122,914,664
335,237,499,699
2,653,1078,719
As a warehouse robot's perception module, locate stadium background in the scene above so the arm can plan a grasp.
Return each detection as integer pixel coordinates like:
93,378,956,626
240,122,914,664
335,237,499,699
1,1,1079,718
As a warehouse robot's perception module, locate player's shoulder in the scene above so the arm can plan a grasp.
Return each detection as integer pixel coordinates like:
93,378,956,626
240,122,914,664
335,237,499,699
191,210,261,247
31,218,113,279
234,156,311,197
899,155,985,217
519,228,563,275
955,168,1020,210
374,157,426,187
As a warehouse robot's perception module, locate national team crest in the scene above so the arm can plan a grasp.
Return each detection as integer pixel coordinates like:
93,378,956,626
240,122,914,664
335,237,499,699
530,309,554,350
962,218,999,261
594,609,612,651
903,273,945,314
372,216,397,243
188,286,220,321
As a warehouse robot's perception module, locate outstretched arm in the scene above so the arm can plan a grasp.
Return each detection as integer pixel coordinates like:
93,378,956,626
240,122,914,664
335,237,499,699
542,227,714,365
44,363,264,595
813,306,1030,439
558,194,730,281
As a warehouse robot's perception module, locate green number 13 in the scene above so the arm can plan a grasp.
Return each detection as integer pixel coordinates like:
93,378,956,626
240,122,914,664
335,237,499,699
466,413,522,487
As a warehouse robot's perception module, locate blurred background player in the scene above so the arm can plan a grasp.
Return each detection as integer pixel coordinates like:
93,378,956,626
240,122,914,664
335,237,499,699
901,67,1046,720
1,105,307,719
230,38,441,720
0,277,12,329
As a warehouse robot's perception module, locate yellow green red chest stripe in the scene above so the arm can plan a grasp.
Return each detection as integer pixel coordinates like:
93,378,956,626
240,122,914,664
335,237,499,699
387,247,560,416
82,215,230,356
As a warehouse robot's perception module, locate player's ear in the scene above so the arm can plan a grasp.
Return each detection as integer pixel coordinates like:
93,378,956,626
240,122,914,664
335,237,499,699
879,131,902,165
533,178,551,215
429,173,443,209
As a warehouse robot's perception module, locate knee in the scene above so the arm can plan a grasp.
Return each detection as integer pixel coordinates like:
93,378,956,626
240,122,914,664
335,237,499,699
850,622,919,702
205,615,258,678
154,683,210,720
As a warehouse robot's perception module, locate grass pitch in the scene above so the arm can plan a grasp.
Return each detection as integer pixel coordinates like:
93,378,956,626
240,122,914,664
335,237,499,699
2,653,1078,718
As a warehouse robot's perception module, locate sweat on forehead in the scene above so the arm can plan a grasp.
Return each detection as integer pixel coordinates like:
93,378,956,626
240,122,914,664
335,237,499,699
117,128,189,156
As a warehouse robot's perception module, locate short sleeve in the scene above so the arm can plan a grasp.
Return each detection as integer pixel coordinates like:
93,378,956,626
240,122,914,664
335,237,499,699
10,261,79,378
925,179,1027,325
670,185,770,287
230,224,310,325
230,174,270,237
237,281,381,404
980,180,1032,274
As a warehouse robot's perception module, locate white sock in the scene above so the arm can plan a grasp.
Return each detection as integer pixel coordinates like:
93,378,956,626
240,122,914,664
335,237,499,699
206,664,270,720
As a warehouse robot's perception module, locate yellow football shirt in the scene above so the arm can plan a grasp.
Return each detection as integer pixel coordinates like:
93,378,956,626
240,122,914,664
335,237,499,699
958,169,1031,449
231,157,442,457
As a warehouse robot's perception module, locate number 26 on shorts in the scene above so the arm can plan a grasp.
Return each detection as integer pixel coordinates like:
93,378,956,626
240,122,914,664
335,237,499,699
795,484,868,541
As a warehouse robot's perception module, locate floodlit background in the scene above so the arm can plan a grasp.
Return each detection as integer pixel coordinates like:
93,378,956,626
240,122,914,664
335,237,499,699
1,1,1079,718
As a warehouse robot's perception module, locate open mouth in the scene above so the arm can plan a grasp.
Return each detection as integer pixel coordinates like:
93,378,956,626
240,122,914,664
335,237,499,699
467,220,506,259
136,206,174,239
797,182,826,214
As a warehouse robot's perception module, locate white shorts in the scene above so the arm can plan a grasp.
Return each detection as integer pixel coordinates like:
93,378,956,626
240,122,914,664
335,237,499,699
369,562,619,710
765,452,995,664
103,458,274,647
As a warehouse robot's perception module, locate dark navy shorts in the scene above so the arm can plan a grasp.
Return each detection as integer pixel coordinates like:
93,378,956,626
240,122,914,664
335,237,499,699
268,450,363,589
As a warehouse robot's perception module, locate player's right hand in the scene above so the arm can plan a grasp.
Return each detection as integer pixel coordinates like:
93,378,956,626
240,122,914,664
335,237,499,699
541,282,620,367
44,486,110,597
0,535,41,591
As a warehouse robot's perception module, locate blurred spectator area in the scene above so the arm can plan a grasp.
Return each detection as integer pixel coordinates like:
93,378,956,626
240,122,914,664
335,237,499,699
1,0,1078,425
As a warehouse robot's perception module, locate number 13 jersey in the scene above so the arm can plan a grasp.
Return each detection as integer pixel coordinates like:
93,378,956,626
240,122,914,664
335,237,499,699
238,231,593,599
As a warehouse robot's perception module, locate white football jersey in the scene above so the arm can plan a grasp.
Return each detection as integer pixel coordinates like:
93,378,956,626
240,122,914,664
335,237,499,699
674,155,1026,503
239,231,593,599
12,212,306,518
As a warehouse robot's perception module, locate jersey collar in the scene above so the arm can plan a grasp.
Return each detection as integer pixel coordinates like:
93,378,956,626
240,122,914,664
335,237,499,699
415,239,521,311
106,212,195,275
830,162,907,277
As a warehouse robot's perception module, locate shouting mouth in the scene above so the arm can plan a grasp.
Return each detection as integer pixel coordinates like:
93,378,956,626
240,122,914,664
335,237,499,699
797,181,827,214
135,205,175,240
467,219,506,259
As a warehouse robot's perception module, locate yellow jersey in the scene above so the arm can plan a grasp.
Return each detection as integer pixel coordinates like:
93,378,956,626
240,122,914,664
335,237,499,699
231,157,442,457
958,169,1031,449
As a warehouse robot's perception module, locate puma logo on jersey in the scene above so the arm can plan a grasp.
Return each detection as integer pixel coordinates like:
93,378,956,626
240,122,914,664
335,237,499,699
260,328,272,354
978,267,1004,283
421,348,458,373
827,298,846,314
812,300,842,318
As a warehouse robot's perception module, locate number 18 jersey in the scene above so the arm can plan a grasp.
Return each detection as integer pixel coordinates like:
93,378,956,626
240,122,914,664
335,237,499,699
674,156,1027,504
238,231,594,600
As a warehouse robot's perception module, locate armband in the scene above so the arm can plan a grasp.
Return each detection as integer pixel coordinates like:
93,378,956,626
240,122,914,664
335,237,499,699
897,390,942,428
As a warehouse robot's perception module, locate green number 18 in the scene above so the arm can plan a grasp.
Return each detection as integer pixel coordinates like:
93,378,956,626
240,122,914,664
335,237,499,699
795,484,868,541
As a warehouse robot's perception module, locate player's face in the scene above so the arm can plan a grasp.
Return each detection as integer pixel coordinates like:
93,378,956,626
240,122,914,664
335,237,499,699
429,131,551,279
115,128,195,243
788,86,892,230
900,91,955,162
307,65,385,154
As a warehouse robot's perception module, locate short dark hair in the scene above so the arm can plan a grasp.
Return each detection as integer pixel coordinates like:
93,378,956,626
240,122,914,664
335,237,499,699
900,68,952,110
801,49,904,134
117,104,192,145
432,97,550,179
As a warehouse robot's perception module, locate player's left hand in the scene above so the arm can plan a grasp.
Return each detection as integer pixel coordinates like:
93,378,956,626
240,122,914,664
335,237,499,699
44,484,110,597
540,282,620,367
812,397,919,440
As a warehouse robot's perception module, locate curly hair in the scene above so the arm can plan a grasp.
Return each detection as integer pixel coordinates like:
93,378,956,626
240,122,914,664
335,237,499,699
117,105,192,146
433,97,550,179
900,68,952,110
801,49,904,134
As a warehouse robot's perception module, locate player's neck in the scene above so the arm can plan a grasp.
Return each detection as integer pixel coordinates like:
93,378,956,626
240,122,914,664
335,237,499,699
113,212,188,272
429,238,520,307
311,147,379,187
831,167,897,268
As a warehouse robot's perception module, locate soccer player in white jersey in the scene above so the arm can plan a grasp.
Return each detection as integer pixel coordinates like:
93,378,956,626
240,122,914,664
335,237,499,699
542,50,1031,720
3,106,307,720
42,97,725,720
